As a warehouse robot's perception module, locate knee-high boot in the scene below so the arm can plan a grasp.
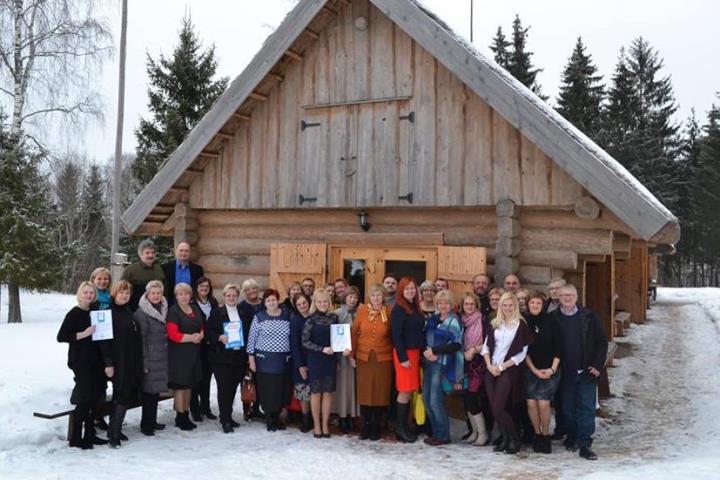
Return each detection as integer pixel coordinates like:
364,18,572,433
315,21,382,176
109,404,128,448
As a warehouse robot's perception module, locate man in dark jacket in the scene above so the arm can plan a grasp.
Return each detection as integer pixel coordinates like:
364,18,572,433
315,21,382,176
161,241,205,305
555,284,608,461
120,239,165,311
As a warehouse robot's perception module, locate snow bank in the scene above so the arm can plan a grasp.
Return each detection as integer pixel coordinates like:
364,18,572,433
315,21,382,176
0,288,718,479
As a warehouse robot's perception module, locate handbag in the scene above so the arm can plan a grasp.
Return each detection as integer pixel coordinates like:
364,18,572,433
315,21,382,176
241,373,256,403
441,374,469,396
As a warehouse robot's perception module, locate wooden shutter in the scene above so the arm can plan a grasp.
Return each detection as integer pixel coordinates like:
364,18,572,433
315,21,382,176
437,246,487,301
270,243,327,300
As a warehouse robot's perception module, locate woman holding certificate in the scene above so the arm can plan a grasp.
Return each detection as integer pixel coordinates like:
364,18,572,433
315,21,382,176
99,280,144,448
351,284,393,441
166,283,205,432
134,280,169,437
302,289,339,438
57,282,108,449
247,289,292,432
390,277,425,443
290,293,313,433
207,284,250,433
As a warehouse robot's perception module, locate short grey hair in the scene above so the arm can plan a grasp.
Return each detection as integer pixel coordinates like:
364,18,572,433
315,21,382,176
419,280,437,293
547,278,566,288
137,239,156,256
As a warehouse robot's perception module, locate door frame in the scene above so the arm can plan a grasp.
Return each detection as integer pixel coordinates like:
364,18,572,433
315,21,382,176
329,245,438,301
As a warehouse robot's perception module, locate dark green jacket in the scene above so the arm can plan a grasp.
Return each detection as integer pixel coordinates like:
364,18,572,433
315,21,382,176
120,261,165,311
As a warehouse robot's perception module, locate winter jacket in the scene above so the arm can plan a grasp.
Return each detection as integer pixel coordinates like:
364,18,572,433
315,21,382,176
98,302,144,404
120,261,165,311
554,306,608,375
134,294,169,394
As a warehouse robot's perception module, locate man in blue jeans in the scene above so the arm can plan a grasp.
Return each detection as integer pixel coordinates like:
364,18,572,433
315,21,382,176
555,284,608,460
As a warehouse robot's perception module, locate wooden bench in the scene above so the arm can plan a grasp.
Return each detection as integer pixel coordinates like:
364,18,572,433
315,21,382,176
614,311,632,337
34,392,173,440
598,341,618,399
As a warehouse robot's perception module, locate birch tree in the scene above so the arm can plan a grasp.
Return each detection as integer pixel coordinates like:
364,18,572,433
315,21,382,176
0,0,111,322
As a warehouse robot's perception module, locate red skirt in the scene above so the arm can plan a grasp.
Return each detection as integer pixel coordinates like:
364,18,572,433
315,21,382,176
393,348,421,393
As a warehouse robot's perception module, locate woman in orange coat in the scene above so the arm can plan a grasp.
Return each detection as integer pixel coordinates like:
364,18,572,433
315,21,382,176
351,284,393,441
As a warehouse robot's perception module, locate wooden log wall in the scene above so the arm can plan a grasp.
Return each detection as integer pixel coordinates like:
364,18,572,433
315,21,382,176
188,0,585,211
192,206,630,301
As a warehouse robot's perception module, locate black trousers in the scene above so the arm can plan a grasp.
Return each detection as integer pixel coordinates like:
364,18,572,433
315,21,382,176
191,351,214,414
213,362,246,423
70,402,95,442
141,392,159,430
484,371,517,438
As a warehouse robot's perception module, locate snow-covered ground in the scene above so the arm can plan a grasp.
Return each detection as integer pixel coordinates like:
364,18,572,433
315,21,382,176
0,286,718,479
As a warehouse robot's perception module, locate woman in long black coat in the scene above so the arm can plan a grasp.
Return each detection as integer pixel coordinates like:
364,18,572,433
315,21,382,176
134,280,169,436
57,281,109,449
166,283,205,431
206,284,250,433
99,280,144,448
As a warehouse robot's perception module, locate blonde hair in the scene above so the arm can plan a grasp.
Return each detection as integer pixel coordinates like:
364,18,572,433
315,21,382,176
492,292,522,329
241,278,259,292
110,280,132,298
174,283,193,297
76,281,97,304
488,287,505,299
433,289,455,307
145,280,164,294
89,267,112,285
223,283,241,296
367,284,385,305
310,289,332,314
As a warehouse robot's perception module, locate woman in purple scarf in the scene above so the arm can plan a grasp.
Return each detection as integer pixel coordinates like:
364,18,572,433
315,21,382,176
460,293,491,446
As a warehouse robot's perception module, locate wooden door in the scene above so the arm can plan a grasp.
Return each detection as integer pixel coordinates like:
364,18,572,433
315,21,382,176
270,243,327,300
437,246,487,301
585,254,615,340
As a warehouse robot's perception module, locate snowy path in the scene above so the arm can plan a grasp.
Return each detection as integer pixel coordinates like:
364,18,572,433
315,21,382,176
0,288,719,479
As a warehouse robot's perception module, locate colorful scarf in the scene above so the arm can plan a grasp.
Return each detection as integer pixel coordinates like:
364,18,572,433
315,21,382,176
461,311,483,349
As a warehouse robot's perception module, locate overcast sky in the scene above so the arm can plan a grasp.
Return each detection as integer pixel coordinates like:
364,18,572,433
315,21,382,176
79,0,719,163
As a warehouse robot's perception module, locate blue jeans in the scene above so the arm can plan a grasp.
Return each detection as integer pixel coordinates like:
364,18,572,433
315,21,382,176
423,361,450,441
561,371,597,448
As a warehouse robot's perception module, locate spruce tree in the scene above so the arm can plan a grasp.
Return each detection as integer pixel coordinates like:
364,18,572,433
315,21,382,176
133,15,228,189
507,15,544,97
80,164,110,278
602,37,680,211
0,118,64,322
557,37,604,140
490,26,511,69
696,99,720,285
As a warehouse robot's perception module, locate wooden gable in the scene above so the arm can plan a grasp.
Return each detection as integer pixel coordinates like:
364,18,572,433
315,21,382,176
187,0,584,211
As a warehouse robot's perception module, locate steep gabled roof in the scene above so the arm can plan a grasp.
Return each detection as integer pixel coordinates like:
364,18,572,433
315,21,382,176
123,0,679,244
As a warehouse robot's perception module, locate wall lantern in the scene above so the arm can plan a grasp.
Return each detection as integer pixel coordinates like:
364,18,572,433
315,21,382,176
357,209,371,232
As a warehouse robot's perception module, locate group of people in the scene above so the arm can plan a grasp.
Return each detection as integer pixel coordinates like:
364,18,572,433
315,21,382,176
57,239,608,461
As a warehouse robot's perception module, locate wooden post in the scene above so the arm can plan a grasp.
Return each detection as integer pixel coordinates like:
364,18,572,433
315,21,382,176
495,199,520,281
172,203,199,256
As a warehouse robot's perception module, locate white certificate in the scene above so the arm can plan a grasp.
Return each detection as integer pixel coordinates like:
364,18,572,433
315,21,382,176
330,324,351,352
90,310,113,341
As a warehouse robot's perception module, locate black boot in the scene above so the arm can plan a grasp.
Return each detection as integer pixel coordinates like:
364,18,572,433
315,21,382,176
541,435,552,454
370,407,384,441
359,407,372,440
533,434,542,453
395,402,416,443
493,429,508,452
83,412,108,446
203,409,217,420
190,408,203,423
339,416,351,434
300,413,313,433
504,429,521,454
68,409,87,449
176,412,195,431
109,404,127,448
266,414,276,432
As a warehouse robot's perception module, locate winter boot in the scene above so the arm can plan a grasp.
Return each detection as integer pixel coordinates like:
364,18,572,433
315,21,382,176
359,406,372,440
370,407,384,441
469,413,489,446
540,434,552,454
395,402,416,443
109,404,127,448
504,429,521,454
493,429,508,452
462,413,478,444
300,413,313,433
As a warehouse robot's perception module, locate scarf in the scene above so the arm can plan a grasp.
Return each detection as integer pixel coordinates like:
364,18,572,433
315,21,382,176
462,310,484,349
426,313,464,382
368,305,387,323
96,288,111,309
138,293,168,323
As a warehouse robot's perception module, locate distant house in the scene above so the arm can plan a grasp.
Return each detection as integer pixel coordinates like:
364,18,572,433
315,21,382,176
123,0,679,341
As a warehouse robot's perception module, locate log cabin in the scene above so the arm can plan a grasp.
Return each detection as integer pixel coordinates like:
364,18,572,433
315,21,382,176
122,0,679,344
